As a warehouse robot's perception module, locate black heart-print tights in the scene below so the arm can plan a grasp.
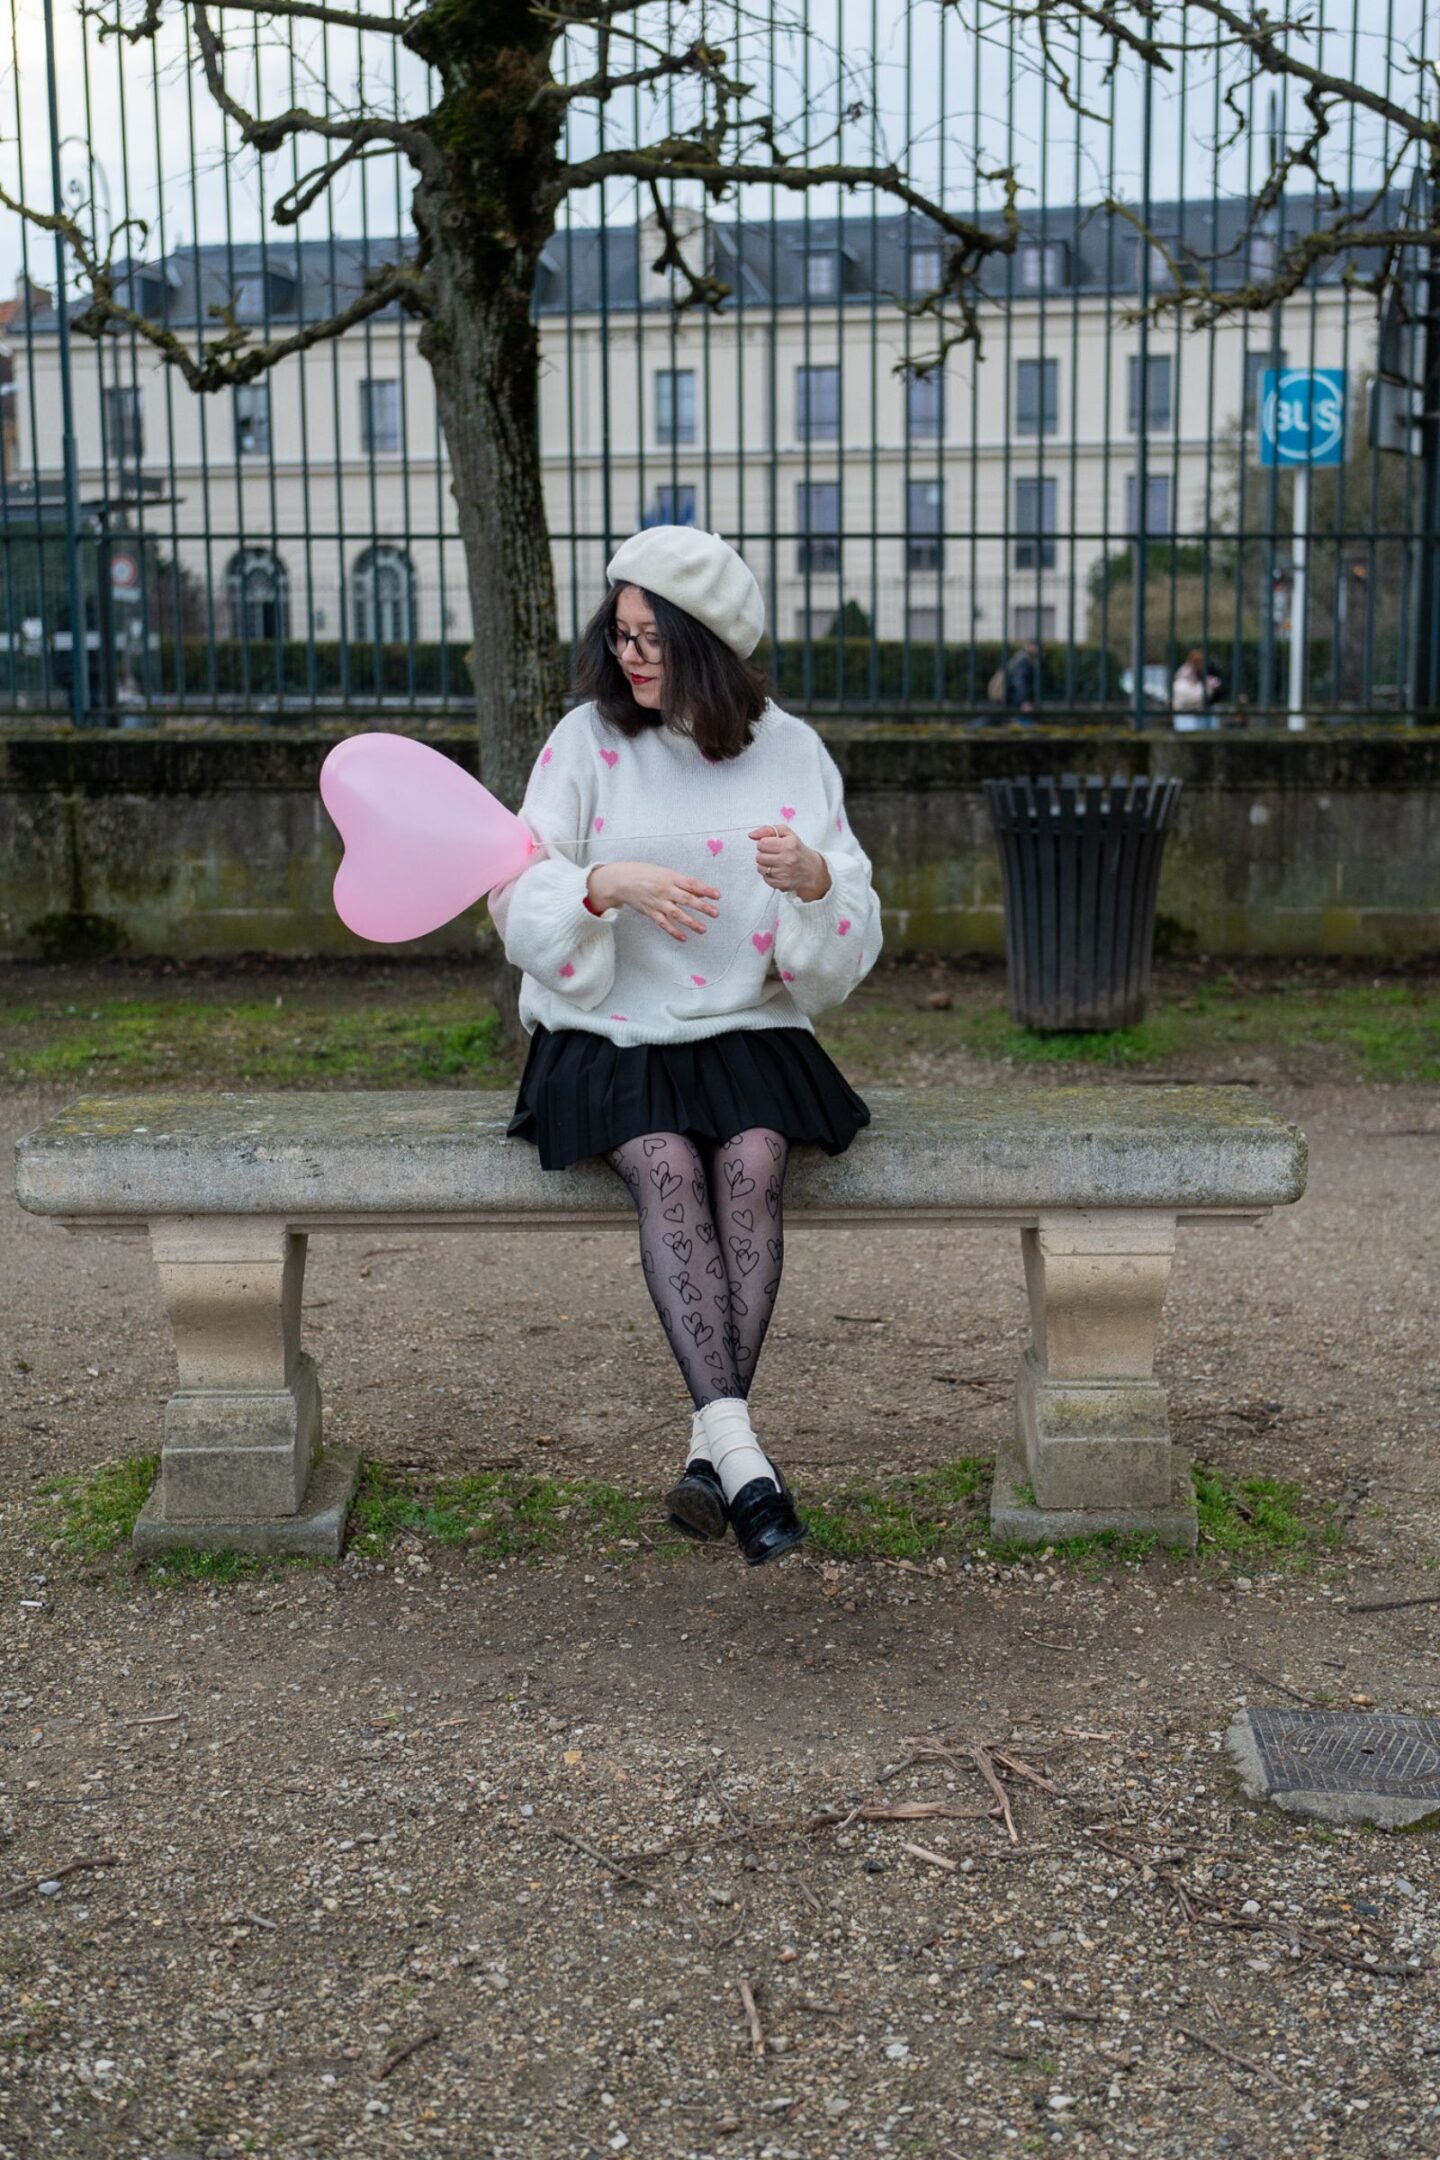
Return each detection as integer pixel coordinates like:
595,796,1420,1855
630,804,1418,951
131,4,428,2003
604,1127,789,1407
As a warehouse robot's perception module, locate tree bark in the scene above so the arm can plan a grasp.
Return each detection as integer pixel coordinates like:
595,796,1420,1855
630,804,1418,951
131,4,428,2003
419,251,566,807
406,1,569,1050
418,250,562,1049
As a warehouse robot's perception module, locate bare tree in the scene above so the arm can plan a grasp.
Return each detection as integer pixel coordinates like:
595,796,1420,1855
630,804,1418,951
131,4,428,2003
3,0,1023,812
938,0,1437,329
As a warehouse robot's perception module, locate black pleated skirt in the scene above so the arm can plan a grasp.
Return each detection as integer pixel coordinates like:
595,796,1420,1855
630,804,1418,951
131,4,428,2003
506,1022,871,1171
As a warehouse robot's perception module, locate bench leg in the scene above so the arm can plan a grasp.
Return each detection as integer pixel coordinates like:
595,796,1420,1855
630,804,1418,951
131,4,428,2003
990,1210,1197,1550
132,1216,358,1559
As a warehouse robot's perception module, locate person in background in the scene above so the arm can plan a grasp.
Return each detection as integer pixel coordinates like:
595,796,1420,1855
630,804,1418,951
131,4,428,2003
1172,648,1224,714
1004,638,1041,722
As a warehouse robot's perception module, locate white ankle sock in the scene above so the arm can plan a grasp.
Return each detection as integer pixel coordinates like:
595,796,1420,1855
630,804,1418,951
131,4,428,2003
686,1409,710,1468
695,1397,779,1505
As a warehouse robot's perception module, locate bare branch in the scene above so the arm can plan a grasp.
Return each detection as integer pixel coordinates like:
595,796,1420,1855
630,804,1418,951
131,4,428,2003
966,0,1439,149
538,39,748,108
271,140,400,224
642,180,732,310
88,0,418,38
0,177,432,388
206,0,419,30
557,148,1016,241
189,0,436,168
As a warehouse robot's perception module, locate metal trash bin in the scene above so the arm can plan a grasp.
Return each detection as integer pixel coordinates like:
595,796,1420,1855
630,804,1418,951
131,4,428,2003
983,773,1183,1031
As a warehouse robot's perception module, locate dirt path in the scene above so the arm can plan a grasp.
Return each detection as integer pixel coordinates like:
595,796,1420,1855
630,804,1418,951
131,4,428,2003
2,1071,1438,2158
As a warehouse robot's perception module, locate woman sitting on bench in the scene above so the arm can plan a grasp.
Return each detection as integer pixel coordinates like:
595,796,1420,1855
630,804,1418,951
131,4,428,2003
488,526,882,1567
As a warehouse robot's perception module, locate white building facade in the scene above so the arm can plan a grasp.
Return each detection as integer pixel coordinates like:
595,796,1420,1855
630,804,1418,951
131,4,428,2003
12,204,1368,666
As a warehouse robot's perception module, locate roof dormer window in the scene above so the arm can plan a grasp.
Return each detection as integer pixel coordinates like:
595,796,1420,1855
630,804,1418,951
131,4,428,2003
804,248,839,300
908,243,943,296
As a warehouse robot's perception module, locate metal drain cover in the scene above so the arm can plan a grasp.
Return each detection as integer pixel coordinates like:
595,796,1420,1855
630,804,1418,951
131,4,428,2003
1228,1708,1440,1828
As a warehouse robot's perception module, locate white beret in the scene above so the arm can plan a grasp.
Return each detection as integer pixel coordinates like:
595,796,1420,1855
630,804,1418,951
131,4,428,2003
606,525,765,659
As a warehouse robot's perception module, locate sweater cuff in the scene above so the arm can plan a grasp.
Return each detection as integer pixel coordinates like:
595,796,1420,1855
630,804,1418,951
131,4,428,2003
783,855,845,917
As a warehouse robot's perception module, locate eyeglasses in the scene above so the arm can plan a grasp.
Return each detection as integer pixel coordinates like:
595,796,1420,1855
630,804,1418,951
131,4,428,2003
606,625,665,663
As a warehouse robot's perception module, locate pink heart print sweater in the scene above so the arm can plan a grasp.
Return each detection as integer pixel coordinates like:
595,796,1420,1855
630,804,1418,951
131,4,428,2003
486,698,883,1047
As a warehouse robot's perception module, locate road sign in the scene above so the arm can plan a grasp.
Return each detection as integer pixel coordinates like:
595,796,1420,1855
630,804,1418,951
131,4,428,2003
1259,367,1346,469
110,549,142,599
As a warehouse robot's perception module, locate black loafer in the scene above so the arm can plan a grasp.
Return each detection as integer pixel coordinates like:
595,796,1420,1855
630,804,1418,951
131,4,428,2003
729,1469,808,1567
664,1456,729,1543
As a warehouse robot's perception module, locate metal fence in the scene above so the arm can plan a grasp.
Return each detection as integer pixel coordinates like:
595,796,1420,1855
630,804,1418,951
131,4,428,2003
2,0,1436,726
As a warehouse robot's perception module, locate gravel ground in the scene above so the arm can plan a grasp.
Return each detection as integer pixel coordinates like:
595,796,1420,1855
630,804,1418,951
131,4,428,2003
2,1054,1439,2160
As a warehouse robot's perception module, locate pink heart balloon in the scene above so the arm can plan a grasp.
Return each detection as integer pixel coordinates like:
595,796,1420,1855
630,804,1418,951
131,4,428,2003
319,732,535,943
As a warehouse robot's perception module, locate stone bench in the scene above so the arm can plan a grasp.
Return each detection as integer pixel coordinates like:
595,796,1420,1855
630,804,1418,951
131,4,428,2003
14,1085,1307,1560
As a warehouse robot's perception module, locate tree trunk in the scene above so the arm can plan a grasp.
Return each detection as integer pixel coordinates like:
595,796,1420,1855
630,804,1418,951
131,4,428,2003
419,253,564,1049
405,3,569,1052
420,258,566,807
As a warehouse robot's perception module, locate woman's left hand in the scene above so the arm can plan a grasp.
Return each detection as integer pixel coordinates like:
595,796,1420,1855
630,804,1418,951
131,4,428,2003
749,823,831,902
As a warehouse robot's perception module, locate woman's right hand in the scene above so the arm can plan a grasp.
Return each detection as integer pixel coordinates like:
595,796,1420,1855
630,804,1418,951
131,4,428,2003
586,861,721,942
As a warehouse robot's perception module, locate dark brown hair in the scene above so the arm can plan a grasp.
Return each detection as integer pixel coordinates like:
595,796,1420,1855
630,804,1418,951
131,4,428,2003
571,581,771,762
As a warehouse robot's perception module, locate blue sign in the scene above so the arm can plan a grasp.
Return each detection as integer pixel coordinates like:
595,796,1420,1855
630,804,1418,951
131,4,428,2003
1258,367,1346,468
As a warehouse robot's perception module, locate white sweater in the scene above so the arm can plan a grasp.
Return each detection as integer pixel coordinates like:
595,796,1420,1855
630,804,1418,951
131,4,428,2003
486,699,883,1047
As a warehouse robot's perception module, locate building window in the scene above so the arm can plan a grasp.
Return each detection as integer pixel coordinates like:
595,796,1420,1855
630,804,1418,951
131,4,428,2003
794,607,844,640
226,547,289,641
1016,357,1058,436
906,479,944,572
655,369,695,445
1243,346,1288,425
233,269,297,320
359,377,401,454
1246,228,1278,281
804,250,839,300
907,605,942,643
1125,233,1176,288
643,484,696,528
352,545,415,644
796,481,840,572
1124,472,1173,536
104,385,144,462
907,368,943,438
1127,354,1173,432
1015,477,1057,569
796,364,840,440
234,383,271,458
1018,241,1068,290
909,244,943,296
1013,604,1056,641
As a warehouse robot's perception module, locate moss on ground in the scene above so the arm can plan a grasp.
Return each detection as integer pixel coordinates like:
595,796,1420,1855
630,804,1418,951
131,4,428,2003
35,1450,1343,1585
3,960,1437,1090
1,990,504,1088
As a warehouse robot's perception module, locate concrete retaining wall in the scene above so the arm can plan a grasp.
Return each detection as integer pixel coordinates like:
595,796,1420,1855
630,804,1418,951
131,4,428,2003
3,724,1438,962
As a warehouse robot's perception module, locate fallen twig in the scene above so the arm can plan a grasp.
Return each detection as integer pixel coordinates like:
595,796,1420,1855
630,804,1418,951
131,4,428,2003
1226,1650,1322,1706
990,1747,1065,1797
807,1802,995,1832
968,1742,1019,1845
1346,1592,1440,1615
128,1712,185,1727
876,1757,924,1785
738,1978,765,2061
1202,1911,1423,1979
902,1840,959,1873
0,1854,120,1908
374,2027,440,2082
1174,2022,1286,2090
548,1825,662,1893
